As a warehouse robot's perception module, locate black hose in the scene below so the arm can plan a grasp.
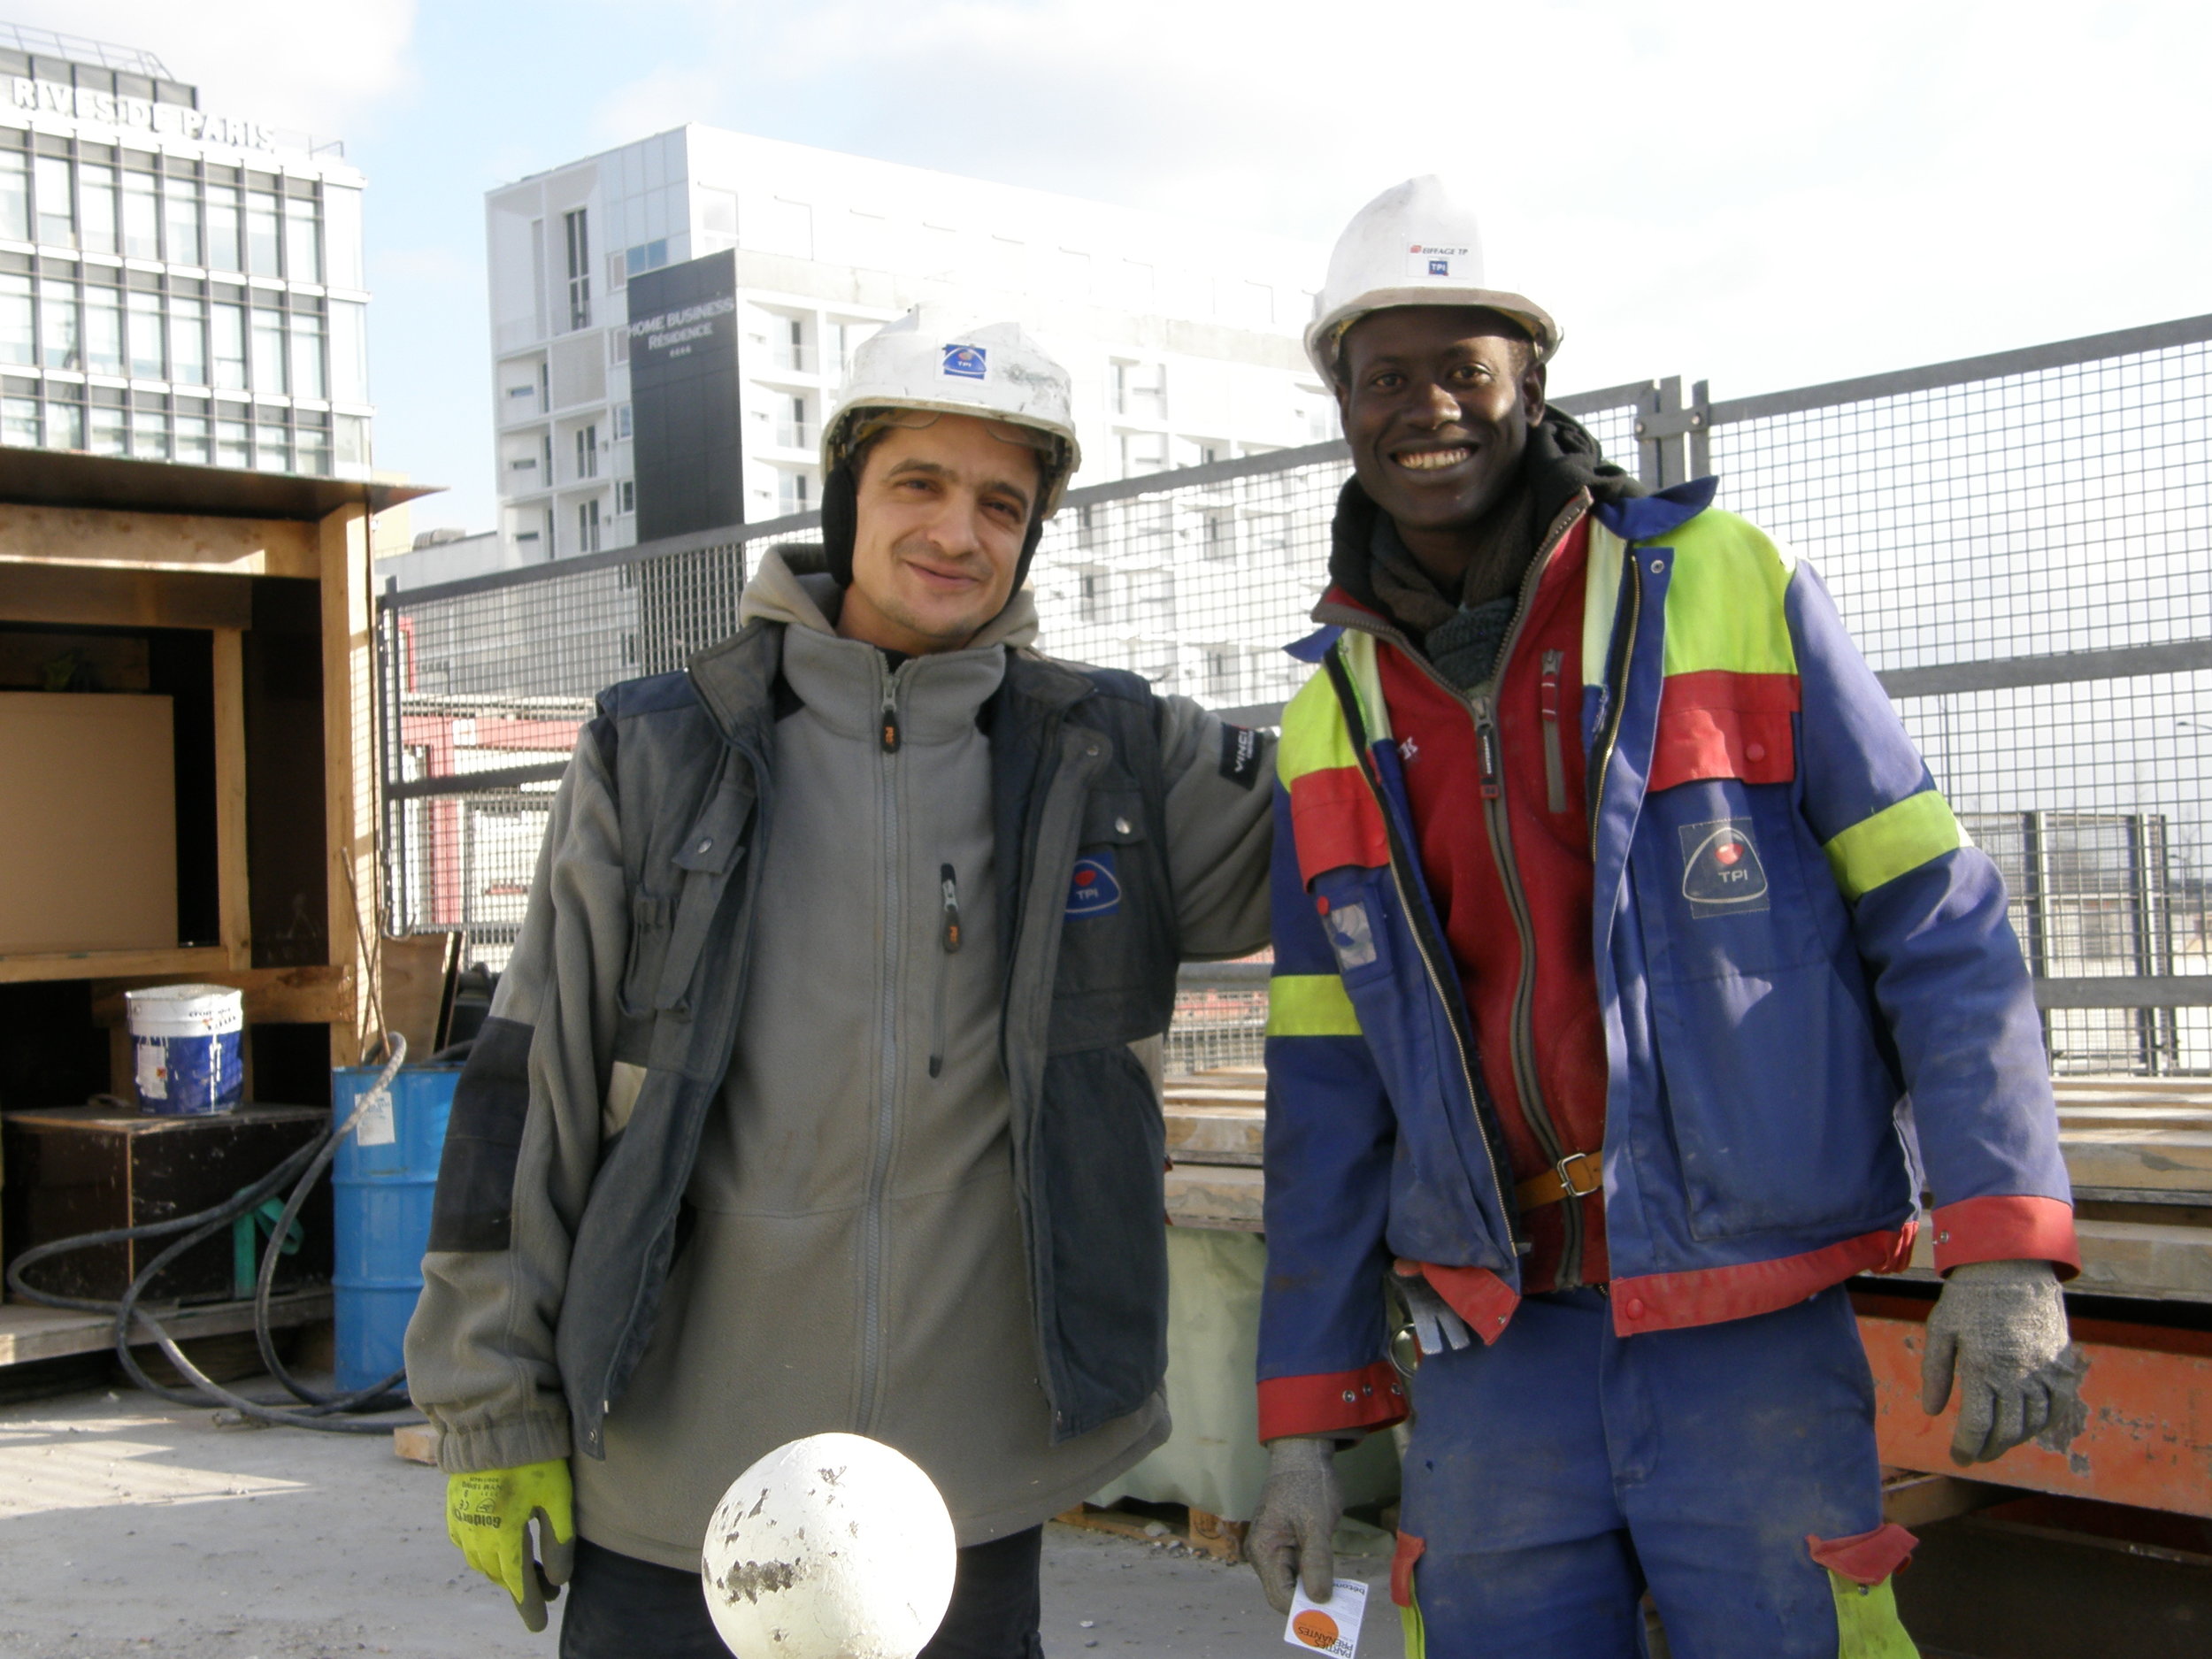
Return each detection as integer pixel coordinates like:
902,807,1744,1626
5,1034,426,1433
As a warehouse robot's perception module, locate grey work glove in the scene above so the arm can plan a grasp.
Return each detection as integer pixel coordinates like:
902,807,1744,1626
1921,1257,2090,1466
1246,1435,1342,1615
1396,1272,1472,1357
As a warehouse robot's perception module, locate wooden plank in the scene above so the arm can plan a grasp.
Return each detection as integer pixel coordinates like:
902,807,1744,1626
380,932,457,1061
320,504,373,1069
1167,1163,1264,1231
394,1423,442,1466
1165,1102,1264,1166
2058,1129,2212,1196
0,1290,333,1368
86,964,352,1027
0,944,231,986
0,561,253,631
0,503,319,578
211,626,251,970
1903,1219,2212,1302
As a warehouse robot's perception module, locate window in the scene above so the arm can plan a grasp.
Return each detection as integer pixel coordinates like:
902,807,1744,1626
507,382,536,406
164,177,202,265
323,183,363,288
1119,431,1167,477
121,167,158,259
170,296,207,386
296,415,331,475
335,413,369,465
1204,647,1240,700
0,273,30,366
284,194,321,284
509,455,537,472
246,184,281,276
84,283,123,376
49,394,83,450
250,303,286,393
1078,571,1110,624
89,403,127,457
575,423,598,480
211,297,247,388
616,479,635,515
80,165,119,256
289,308,326,399
39,276,79,369
778,470,810,515
825,319,860,379
215,407,250,468
174,411,210,464
2,390,35,445
624,239,668,278
614,402,632,440
127,289,165,379
609,326,628,365
130,403,169,460
577,497,602,553
255,407,292,472
776,393,809,449
206,186,242,273
0,151,27,242
1200,509,1235,560
1112,359,1166,420
34,155,73,247
606,251,626,293
564,209,590,332
773,315,808,373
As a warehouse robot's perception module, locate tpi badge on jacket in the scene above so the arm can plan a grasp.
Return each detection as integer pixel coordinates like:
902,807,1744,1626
1066,850,1123,918
1679,818,1770,918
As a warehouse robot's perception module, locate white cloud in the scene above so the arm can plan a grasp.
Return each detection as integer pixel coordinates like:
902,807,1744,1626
13,0,418,137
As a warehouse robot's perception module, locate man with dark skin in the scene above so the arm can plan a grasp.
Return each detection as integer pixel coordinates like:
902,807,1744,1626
1246,177,2084,1656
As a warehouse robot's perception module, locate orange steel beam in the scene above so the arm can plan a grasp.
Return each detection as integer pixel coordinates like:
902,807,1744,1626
1854,1290,2212,1520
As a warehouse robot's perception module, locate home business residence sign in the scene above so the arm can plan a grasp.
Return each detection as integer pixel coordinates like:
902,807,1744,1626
12,76,280,151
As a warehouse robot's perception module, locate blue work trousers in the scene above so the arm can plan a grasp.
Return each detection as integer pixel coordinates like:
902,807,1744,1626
1397,1286,1910,1658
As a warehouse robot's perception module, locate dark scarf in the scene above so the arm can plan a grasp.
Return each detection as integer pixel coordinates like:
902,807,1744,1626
1329,410,1647,688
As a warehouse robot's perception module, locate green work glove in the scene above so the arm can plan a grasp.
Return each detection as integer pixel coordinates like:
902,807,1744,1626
1921,1258,2090,1466
447,1460,576,1632
1246,1435,1342,1615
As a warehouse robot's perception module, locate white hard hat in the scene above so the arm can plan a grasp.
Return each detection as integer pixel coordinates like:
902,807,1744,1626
701,1432,956,1659
1305,176,1561,382
822,306,1083,514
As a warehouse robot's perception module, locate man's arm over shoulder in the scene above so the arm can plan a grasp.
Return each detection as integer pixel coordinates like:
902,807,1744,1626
404,717,632,1471
1786,557,2078,1276
1154,693,1273,959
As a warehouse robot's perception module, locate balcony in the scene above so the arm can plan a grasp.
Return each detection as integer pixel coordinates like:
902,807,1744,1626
772,419,817,451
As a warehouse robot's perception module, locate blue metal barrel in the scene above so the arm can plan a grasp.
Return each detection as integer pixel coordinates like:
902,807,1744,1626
329,1064,460,1394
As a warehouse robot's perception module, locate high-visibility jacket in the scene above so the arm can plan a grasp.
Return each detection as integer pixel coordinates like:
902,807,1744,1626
1256,479,2079,1441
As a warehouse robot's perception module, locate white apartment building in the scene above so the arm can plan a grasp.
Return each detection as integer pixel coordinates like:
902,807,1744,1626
486,126,1333,559
0,27,373,477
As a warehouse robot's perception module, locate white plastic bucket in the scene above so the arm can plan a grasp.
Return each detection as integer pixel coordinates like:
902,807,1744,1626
127,984,245,1116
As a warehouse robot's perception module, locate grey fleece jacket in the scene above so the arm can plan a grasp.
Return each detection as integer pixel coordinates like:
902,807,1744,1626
406,552,1274,1570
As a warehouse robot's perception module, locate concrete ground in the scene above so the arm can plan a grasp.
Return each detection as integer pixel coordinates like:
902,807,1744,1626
0,1384,1400,1659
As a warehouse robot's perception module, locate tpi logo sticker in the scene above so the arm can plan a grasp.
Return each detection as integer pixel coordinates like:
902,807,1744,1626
1065,849,1122,918
1427,257,1450,276
941,342,987,380
1406,242,1468,279
1678,818,1770,918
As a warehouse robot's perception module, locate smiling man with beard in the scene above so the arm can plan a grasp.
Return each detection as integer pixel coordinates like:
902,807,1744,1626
1244,178,2086,1657
406,308,1273,1657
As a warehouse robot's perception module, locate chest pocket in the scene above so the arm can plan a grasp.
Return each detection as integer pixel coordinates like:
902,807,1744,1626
1048,785,1172,1050
620,774,754,1021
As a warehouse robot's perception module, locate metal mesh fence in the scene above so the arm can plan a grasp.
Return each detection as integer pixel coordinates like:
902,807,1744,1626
379,317,2212,1071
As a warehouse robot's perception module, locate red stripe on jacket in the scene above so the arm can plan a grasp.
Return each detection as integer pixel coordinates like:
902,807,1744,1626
1647,669,1801,793
1288,764,1389,885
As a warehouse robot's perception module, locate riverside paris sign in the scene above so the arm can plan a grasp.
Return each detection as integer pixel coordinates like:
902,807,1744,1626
12,77,281,151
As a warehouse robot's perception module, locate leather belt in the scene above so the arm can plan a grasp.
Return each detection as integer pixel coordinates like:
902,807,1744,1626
1515,1151,1601,1211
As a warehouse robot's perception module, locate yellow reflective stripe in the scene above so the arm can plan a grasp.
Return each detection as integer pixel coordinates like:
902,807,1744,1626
1659,510,1800,679
1827,1571,1918,1658
1824,789,1964,900
1399,1595,1426,1659
1583,519,1625,690
1337,629,1394,742
1278,670,1359,787
1265,973,1363,1037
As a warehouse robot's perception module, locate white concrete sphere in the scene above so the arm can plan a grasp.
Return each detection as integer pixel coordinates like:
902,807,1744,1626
700,1432,956,1659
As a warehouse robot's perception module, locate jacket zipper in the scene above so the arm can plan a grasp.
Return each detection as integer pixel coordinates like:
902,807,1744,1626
1324,651,1523,1265
929,864,961,1079
1587,550,1643,860
1463,513,1583,1286
1540,650,1567,815
1320,492,1590,1283
858,660,904,1431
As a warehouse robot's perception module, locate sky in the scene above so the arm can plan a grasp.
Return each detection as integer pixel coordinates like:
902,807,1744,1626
28,1,2212,535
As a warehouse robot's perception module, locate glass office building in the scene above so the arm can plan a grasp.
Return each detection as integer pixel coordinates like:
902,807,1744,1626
0,28,372,478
